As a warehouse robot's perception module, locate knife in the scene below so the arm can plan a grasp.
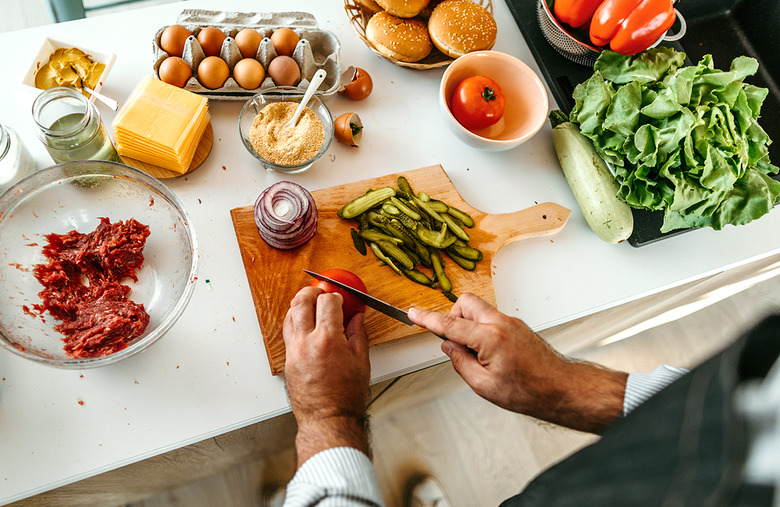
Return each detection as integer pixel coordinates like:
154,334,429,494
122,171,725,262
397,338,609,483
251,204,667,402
303,269,414,326
302,270,473,351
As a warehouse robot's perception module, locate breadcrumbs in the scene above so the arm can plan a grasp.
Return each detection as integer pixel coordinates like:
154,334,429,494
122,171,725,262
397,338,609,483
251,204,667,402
249,102,325,166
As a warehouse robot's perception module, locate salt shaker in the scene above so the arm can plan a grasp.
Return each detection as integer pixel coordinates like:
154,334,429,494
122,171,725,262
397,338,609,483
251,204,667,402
0,122,37,193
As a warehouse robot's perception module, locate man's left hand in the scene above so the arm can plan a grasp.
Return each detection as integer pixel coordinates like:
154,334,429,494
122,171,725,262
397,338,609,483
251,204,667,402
283,286,371,465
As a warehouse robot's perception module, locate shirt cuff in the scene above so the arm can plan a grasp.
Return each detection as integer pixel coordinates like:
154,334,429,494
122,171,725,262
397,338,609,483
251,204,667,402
284,447,384,507
623,365,689,416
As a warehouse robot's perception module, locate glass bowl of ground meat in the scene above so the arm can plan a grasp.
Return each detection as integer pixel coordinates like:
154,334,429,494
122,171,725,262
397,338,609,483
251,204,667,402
239,86,334,174
0,161,198,368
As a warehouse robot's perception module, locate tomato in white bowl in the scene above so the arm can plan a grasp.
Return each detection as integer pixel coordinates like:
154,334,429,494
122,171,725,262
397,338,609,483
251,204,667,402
439,51,548,151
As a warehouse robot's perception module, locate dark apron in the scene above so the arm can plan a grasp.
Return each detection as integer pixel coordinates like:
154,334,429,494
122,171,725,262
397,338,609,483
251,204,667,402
501,315,780,507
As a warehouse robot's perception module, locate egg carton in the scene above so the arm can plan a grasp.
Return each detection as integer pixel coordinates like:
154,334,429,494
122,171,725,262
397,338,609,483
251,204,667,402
152,9,342,101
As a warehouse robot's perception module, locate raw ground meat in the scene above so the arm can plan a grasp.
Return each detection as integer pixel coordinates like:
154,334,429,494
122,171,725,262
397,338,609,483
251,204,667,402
33,217,151,358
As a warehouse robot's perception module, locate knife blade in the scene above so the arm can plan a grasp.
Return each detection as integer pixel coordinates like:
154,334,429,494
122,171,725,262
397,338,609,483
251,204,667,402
303,269,414,326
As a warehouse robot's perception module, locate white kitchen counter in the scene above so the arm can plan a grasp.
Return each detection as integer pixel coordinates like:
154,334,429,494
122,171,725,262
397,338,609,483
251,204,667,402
1,0,778,503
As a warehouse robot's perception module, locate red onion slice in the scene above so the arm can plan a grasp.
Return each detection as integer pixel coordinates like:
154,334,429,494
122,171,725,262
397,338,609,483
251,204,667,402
254,181,318,250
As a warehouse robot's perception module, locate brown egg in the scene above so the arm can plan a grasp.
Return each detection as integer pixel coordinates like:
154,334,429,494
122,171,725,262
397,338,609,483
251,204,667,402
334,112,363,147
235,29,263,59
267,56,301,86
197,56,230,89
270,28,300,57
233,58,265,90
160,24,191,57
197,27,226,57
158,56,192,88
339,66,373,101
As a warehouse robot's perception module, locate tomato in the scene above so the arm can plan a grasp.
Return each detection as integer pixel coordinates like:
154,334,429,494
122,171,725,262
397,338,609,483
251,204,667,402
450,75,506,131
310,268,368,326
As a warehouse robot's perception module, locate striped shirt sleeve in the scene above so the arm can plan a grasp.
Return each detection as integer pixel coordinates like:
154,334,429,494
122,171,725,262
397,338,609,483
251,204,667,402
283,446,385,507
623,365,689,416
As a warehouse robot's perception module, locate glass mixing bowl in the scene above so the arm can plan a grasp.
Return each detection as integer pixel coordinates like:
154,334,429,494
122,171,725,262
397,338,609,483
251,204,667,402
0,161,198,368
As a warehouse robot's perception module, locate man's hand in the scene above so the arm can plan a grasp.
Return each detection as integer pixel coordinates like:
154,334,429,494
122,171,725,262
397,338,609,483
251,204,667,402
283,286,371,466
409,293,627,433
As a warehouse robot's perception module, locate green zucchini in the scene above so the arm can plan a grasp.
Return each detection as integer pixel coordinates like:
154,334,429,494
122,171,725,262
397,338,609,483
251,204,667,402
549,111,634,244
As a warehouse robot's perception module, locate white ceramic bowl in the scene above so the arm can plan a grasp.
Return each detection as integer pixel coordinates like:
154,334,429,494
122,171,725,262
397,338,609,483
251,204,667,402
23,37,115,104
0,161,198,368
440,51,549,151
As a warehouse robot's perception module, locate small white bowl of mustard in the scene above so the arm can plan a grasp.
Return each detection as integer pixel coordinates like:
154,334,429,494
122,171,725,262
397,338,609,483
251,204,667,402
23,37,115,103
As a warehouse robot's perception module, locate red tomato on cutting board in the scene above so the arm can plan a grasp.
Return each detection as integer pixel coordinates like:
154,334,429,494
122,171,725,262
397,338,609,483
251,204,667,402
310,268,368,326
450,75,506,131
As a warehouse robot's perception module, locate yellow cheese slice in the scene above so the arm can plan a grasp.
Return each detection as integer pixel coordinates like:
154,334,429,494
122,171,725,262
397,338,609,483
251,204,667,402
116,107,207,150
113,76,209,173
116,113,207,163
116,113,209,172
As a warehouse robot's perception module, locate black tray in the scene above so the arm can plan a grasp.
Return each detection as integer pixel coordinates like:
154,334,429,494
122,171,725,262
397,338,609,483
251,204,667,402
506,0,780,246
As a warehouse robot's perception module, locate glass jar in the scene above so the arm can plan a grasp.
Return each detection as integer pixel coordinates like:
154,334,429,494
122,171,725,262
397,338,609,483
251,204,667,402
32,87,120,164
0,123,37,193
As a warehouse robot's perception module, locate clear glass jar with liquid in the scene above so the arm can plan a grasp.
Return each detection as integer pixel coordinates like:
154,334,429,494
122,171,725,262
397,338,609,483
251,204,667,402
32,87,120,164
0,122,37,193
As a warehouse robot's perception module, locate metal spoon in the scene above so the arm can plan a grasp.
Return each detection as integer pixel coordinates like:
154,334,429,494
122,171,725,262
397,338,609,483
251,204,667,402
84,86,118,111
282,69,327,130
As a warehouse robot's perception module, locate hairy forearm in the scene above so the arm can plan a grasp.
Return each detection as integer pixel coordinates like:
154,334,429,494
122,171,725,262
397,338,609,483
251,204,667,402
295,413,371,467
537,360,628,433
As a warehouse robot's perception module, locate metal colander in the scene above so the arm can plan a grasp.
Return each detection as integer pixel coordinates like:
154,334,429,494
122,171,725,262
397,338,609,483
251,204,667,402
537,0,687,67
537,0,600,66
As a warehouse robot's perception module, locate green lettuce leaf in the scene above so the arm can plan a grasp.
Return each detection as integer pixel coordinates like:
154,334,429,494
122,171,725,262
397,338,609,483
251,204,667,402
569,48,779,233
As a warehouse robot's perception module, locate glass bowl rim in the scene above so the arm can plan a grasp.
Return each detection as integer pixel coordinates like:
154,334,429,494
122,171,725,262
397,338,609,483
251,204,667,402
0,160,199,368
238,86,334,171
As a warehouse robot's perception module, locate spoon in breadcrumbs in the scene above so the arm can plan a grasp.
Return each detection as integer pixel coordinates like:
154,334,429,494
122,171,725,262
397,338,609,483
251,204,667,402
282,69,327,130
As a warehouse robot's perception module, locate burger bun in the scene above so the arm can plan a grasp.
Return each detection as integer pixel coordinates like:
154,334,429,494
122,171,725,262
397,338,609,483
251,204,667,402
366,11,433,63
375,0,430,18
428,0,497,58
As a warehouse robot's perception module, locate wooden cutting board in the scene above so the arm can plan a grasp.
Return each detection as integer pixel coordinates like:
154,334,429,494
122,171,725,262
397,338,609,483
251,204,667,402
230,165,570,375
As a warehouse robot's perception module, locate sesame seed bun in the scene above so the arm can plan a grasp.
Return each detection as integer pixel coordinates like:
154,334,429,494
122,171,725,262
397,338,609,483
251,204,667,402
366,12,433,63
375,0,430,18
355,0,384,15
428,0,497,58
419,0,446,18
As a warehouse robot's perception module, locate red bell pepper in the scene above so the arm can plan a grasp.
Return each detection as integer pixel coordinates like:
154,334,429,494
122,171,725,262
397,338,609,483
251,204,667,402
554,0,604,29
589,0,676,55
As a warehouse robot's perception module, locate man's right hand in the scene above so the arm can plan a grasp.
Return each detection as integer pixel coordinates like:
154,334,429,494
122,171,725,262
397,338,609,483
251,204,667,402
408,293,627,433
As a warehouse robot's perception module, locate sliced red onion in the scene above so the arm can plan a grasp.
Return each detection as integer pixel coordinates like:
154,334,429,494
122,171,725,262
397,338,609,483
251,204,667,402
254,181,318,250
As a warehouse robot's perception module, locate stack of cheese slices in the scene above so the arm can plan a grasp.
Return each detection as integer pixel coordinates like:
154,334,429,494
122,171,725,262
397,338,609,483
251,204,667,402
113,76,210,174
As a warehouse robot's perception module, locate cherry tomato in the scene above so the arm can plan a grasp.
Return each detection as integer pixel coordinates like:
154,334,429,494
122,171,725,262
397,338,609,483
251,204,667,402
450,75,506,131
310,268,368,326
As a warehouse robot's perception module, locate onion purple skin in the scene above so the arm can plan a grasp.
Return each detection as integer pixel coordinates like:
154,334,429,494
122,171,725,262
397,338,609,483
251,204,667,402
254,181,318,250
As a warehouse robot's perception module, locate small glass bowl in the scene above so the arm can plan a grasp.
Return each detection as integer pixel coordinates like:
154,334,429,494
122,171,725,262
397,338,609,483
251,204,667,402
0,161,198,368
239,86,334,174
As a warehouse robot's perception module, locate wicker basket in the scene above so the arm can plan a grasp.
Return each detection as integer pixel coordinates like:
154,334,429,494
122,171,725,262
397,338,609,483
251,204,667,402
344,0,494,70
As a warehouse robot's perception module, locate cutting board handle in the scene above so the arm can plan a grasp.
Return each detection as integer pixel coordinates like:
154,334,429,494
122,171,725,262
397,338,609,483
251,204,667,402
478,202,571,253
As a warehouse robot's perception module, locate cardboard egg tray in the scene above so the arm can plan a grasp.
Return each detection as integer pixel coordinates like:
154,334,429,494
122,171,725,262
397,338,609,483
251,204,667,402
153,10,342,100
